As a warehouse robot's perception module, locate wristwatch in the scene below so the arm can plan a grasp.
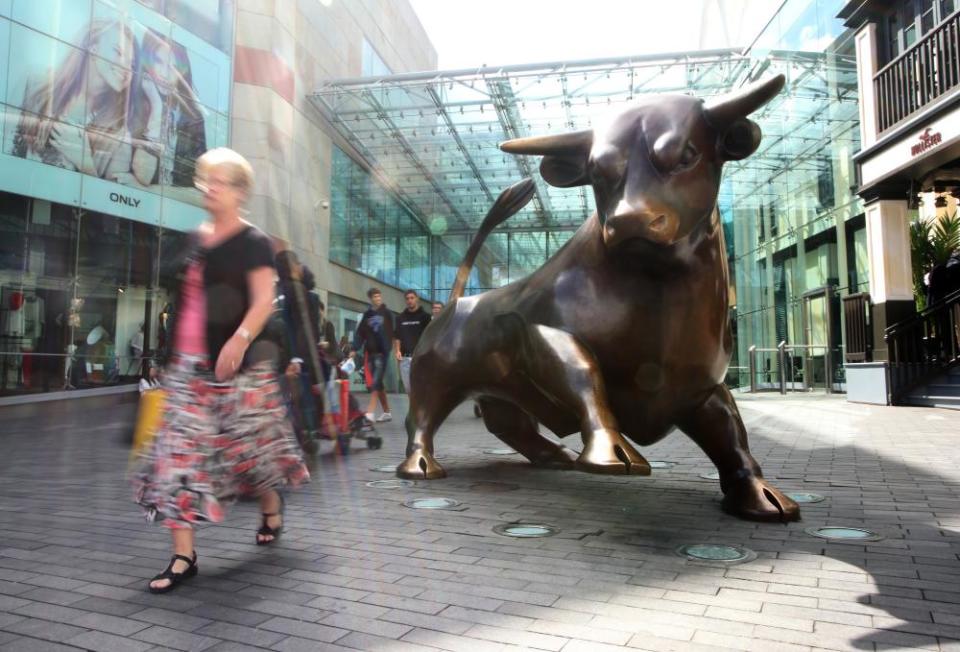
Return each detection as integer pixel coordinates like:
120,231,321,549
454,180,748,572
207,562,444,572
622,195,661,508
236,326,252,342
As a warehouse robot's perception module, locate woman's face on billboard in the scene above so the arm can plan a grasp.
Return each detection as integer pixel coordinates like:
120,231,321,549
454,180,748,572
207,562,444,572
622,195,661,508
149,41,176,88
90,30,134,92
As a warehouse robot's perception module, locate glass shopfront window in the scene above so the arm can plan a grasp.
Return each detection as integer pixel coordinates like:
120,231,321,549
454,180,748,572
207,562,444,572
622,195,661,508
0,188,189,396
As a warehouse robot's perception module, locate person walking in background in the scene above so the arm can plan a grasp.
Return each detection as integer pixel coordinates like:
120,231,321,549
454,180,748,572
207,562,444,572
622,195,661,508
317,300,341,434
275,251,326,449
396,290,431,393
431,301,443,319
350,288,395,422
131,148,308,594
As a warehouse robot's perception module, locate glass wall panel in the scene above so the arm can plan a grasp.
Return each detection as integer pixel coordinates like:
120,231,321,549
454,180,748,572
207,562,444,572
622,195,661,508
729,0,862,391
330,146,432,294
0,192,78,395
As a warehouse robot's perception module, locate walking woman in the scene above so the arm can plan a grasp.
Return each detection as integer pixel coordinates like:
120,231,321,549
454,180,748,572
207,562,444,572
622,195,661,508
131,148,309,593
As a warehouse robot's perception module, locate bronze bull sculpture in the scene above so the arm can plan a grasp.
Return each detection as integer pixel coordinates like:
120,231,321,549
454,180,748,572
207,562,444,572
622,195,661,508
399,75,800,522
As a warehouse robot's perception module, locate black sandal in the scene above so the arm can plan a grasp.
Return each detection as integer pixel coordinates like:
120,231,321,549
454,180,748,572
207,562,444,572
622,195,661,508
256,493,285,546
148,552,198,594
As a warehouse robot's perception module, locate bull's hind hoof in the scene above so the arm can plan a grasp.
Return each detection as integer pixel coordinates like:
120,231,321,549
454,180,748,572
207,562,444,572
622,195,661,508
721,475,800,522
575,432,651,475
530,445,578,470
397,451,446,480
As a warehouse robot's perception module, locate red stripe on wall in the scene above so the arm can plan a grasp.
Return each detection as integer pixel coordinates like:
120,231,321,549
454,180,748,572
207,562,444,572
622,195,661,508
234,45,295,104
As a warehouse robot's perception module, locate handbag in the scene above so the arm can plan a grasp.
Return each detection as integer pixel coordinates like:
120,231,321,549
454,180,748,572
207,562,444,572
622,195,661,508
130,388,166,460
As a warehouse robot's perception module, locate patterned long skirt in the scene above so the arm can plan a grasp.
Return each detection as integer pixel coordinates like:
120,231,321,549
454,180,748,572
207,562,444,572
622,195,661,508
132,354,310,528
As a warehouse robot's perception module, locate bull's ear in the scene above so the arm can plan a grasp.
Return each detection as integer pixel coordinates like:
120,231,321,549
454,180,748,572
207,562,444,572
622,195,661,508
719,118,762,161
500,130,593,188
538,154,590,187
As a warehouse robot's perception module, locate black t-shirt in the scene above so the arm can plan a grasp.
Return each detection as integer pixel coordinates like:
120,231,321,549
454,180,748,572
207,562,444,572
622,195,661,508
396,307,431,356
354,304,394,355
169,225,275,366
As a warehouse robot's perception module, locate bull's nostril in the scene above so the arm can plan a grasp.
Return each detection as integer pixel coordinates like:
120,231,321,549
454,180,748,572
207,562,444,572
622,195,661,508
649,214,668,231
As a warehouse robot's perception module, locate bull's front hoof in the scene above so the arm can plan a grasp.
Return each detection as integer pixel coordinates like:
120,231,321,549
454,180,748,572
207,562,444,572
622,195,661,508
721,475,800,522
397,450,447,480
575,433,651,475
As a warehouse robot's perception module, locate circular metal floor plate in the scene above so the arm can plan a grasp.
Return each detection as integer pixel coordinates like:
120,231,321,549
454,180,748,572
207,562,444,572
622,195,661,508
805,526,884,542
370,465,398,473
366,479,415,489
786,492,826,504
648,460,675,469
483,448,518,455
493,523,558,538
403,497,461,510
676,543,757,564
699,471,720,480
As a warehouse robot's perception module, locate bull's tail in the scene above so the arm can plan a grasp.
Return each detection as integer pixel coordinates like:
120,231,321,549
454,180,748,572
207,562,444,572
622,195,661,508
448,178,536,304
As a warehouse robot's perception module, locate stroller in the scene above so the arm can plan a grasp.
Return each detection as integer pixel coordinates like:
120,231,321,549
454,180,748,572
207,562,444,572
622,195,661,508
332,377,382,454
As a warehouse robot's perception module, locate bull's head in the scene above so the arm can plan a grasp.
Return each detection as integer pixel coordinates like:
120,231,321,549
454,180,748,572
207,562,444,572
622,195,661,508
500,75,784,249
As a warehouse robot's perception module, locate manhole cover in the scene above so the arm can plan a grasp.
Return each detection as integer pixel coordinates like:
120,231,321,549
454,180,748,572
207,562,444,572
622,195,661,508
805,526,883,542
366,479,415,489
370,465,397,473
787,492,826,504
483,448,518,455
648,461,675,469
493,523,558,538
676,543,757,564
403,497,461,510
699,471,720,480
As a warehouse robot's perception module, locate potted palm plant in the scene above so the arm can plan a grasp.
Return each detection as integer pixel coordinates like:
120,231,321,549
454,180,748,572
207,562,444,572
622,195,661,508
910,212,960,311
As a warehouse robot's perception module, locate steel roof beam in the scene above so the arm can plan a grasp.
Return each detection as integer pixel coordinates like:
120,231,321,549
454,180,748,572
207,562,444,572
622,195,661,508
309,94,436,236
313,48,743,89
358,88,467,228
425,85,494,204
558,72,590,221
486,77,553,225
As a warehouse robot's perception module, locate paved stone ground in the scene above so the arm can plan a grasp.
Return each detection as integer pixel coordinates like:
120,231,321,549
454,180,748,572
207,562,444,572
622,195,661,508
1,392,960,651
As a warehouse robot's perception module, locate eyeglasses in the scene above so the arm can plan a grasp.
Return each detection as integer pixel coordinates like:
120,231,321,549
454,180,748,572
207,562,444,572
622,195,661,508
194,176,239,193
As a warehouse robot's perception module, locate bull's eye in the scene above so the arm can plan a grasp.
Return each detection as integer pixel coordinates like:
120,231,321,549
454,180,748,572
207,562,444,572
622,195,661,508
676,143,699,171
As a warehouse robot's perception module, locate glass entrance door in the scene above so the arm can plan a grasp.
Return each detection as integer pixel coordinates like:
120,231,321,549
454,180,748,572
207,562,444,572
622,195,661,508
801,287,835,393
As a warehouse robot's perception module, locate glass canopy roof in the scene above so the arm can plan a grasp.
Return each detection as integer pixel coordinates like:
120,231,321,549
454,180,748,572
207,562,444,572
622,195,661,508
309,47,859,236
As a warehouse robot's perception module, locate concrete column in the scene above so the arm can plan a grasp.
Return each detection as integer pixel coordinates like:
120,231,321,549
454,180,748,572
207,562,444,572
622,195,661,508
855,23,880,149
864,198,916,359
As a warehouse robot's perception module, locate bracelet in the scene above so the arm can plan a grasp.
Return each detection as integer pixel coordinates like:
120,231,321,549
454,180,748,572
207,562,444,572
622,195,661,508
235,327,252,342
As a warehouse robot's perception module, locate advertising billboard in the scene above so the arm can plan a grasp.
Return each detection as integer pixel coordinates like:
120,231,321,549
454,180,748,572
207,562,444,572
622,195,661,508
0,0,233,229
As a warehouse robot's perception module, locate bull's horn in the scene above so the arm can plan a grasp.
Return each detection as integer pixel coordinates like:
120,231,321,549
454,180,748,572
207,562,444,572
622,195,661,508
704,74,785,127
500,129,593,155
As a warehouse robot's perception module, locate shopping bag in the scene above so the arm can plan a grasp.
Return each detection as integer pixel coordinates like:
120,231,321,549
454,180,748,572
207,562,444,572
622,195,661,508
131,388,166,459
338,357,356,375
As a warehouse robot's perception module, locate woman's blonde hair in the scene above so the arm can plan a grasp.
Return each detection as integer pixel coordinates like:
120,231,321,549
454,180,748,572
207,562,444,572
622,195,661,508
195,147,254,194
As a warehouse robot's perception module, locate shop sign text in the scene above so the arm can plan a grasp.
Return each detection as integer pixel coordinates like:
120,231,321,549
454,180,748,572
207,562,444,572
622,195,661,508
911,128,943,157
109,191,141,208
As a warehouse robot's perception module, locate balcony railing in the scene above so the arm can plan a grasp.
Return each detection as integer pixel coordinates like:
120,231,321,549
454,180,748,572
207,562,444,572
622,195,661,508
885,288,960,403
842,292,872,362
874,9,960,133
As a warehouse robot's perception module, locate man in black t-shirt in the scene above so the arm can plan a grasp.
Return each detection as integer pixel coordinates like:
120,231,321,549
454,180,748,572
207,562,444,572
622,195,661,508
396,289,432,394
350,288,395,422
